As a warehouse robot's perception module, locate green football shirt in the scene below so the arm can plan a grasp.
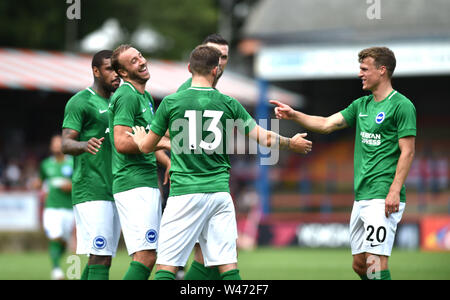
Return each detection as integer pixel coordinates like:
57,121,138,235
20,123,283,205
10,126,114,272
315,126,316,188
62,87,114,205
151,86,256,196
109,81,159,194
340,90,416,202
177,78,192,92
39,155,73,209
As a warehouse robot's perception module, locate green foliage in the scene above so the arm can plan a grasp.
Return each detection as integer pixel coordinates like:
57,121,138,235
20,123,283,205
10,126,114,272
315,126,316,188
0,0,219,60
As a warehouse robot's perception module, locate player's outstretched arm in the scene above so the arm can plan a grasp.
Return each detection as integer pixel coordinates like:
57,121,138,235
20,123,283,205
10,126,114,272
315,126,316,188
269,100,348,134
126,126,164,154
247,125,312,154
62,128,105,155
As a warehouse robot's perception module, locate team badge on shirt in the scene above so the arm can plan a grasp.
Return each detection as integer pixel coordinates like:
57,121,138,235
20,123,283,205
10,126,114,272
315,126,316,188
148,102,154,114
375,112,385,124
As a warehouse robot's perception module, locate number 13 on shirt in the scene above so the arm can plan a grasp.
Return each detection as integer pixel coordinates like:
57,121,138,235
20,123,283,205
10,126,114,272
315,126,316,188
185,110,224,151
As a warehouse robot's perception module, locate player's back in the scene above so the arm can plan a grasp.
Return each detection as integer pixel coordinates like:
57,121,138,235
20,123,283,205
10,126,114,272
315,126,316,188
151,87,255,197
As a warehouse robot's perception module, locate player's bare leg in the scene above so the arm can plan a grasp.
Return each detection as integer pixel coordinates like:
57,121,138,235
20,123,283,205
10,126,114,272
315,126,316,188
132,250,157,269
217,263,241,280
365,252,390,279
122,249,156,280
352,253,367,278
83,254,112,280
193,243,204,264
353,252,390,280
154,264,179,280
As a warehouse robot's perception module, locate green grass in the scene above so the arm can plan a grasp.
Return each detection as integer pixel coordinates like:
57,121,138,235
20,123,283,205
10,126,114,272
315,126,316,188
0,247,449,280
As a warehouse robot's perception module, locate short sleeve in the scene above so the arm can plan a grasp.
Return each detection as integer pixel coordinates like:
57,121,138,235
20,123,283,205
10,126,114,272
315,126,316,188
340,99,359,127
395,100,416,138
150,97,169,136
231,97,257,135
113,94,139,127
62,97,84,132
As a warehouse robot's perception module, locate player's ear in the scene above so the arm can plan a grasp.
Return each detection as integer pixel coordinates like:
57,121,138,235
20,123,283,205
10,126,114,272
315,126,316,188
92,66,100,79
118,68,127,78
187,63,192,74
212,66,218,78
379,65,387,77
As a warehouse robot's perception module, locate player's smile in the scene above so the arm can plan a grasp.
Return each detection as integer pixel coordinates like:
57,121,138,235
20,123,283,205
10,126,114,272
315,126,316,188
138,64,149,77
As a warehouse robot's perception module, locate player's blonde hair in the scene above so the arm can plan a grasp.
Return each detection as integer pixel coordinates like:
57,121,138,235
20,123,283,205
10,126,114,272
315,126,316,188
358,47,396,78
111,44,132,74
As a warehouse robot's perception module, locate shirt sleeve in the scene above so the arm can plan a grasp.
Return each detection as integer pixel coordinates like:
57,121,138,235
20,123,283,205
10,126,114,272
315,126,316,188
340,98,359,128
62,97,84,132
150,97,169,136
395,100,417,138
231,97,257,135
112,94,139,127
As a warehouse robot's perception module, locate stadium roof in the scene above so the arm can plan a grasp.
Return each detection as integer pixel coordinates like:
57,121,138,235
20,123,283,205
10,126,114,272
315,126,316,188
0,48,304,107
243,0,450,44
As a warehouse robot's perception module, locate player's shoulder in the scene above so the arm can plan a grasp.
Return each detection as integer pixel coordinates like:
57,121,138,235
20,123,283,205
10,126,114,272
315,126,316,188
112,82,135,97
177,78,192,92
67,88,94,104
354,94,373,104
391,91,415,107
40,156,53,167
110,82,140,103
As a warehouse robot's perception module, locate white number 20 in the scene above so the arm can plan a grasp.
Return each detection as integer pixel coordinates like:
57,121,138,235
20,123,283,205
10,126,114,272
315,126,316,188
185,110,223,151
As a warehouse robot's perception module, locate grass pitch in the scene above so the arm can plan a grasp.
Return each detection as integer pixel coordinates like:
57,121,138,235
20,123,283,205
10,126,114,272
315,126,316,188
0,247,449,280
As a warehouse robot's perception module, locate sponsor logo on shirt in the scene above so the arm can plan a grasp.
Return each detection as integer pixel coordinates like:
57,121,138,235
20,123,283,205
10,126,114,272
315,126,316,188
360,131,381,146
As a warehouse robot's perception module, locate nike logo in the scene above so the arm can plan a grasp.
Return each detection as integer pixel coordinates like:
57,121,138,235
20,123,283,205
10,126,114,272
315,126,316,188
99,109,108,114
142,108,147,113
370,243,380,247
359,113,368,117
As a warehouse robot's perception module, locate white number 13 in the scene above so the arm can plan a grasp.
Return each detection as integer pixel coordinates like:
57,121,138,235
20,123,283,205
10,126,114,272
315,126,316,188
185,110,223,151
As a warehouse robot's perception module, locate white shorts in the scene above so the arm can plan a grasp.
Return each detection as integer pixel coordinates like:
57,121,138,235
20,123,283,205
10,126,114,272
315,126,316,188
350,199,405,256
114,187,162,256
43,208,74,242
73,201,121,257
156,192,238,267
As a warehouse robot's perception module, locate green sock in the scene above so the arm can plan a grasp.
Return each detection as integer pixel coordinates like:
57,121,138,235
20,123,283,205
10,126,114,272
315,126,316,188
359,274,369,280
220,269,241,280
154,270,176,280
369,269,391,280
88,264,110,280
207,267,222,280
184,260,210,280
80,263,89,280
380,270,391,280
49,240,65,268
123,261,151,280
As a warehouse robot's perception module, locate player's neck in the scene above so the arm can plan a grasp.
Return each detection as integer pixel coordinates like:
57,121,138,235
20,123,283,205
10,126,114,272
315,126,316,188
54,153,65,162
371,80,393,102
124,78,146,94
91,81,111,99
191,75,214,88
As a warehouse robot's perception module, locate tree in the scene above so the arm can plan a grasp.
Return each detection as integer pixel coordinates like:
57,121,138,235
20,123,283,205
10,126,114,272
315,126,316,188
0,0,219,60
